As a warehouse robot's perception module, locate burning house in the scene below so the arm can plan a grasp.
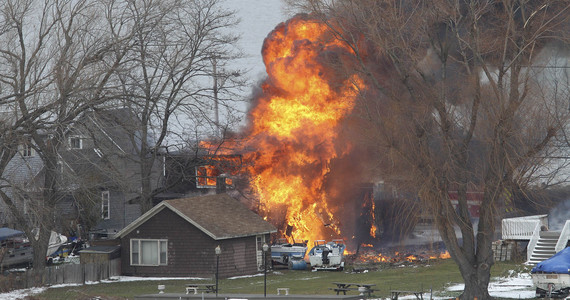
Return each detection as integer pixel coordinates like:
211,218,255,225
195,14,433,259
176,19,456,269
157,148,242,204
196,14,373,251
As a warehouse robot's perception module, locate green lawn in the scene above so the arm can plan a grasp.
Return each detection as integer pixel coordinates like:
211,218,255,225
28,260,530,299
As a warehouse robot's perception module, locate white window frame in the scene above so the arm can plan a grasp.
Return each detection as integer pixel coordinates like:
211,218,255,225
130,239,168,266
20,141,34,157
68,136,83,149
101,190,110,220
195,166,216,188
195,166,234,189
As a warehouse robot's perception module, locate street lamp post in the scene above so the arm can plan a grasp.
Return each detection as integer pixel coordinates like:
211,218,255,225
263,243,269,297
215,245,221,297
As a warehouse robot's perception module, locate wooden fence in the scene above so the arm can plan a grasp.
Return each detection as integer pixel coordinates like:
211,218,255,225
0,258,121,292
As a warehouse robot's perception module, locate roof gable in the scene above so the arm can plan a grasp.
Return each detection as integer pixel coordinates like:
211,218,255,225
115,193,276,240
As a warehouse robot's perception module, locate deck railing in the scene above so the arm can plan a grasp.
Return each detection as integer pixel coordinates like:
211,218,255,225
501,215,548,240
527,221,543,261
555,220,570,253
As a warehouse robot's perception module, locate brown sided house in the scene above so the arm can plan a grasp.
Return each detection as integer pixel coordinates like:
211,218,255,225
114,193,277,278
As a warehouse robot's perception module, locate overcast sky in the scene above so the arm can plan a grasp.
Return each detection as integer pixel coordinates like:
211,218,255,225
227,0,289,82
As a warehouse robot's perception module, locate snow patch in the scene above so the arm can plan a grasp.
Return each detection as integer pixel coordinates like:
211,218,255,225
0,287,46,300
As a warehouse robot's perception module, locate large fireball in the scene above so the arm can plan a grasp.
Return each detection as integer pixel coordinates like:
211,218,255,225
242,14,363,247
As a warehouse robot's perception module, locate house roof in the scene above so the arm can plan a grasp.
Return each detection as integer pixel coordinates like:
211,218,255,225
79,245,120,254
114,193,277,240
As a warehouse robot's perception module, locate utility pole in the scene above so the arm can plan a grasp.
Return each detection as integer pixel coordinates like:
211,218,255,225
212,57,220,138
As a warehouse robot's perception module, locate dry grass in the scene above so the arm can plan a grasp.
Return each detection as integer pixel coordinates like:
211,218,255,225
24,259,526,299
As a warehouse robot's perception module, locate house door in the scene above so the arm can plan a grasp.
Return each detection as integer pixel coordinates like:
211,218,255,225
256,235,266,271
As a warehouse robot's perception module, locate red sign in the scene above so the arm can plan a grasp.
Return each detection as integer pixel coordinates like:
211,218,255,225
448,191,483,218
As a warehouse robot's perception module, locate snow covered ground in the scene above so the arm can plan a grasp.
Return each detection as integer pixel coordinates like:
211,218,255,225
450,273,536,299
0,272,537,299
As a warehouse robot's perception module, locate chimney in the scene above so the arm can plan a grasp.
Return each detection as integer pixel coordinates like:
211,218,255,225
216,174,227,194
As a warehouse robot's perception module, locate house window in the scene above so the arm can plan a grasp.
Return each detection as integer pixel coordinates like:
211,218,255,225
130,239,168,266
196,166,233,189
20,139,34,157
101,191,110,219
69,136,82,149
23,197,30,215
196,165,217,188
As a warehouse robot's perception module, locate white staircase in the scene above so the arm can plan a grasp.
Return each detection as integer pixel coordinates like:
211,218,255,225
528,231,560,265
502,216,570,265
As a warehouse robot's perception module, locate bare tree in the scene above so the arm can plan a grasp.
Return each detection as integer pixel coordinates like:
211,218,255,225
112,0,244,212
287,0,570,299
0,0,128,268
0,0,243,268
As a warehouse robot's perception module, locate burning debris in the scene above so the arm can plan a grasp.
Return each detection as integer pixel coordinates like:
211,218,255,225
347,243,452,267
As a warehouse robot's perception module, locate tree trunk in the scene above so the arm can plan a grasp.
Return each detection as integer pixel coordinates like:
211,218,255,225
139,152,154,213
31,229,50,269
461,271,492,300
456,242,494,300
140,167,153,213
31,135,61,269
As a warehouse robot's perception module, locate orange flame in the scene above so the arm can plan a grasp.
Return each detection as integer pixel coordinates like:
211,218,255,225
196,165,217,186
439,250,451,259
355,249,451,264
405,255,417,262
369,197,377,238
370,253,391,263
198,16,369,249
370,225,377,238
195,155,240,187
231,16,363,247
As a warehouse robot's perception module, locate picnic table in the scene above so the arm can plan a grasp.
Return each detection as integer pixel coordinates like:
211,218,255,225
390,289,425,299
331,282,376,296
185,283,217,294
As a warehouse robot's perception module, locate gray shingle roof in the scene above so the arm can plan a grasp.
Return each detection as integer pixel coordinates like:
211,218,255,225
115,193,276,240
